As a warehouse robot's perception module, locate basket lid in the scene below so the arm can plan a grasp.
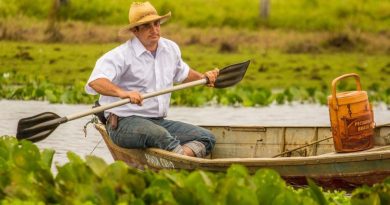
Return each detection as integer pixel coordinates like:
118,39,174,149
328,91,368,105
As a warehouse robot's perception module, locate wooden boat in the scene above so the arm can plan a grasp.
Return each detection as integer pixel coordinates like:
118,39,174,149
94,123,390,190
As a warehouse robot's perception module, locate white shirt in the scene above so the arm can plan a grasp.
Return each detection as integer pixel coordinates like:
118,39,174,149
85,37,190,118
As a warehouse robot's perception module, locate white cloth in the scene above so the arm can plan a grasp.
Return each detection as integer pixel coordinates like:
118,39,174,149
85,37,190,118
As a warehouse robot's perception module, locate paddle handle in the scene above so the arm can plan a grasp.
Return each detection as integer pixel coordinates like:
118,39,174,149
65,78,208,121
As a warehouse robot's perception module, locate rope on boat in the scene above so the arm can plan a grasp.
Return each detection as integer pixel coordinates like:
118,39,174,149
272,136,333,158
83,116,99,138
90,138,103,155
82,116,102,155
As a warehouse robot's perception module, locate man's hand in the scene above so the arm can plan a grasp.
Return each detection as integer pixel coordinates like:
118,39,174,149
119,90,143,106
204,68,219,87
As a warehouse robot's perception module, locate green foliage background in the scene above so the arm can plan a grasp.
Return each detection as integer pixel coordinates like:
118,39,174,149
3,136,390,204
0,41,389,106
0,0,389,106
1,0,389,31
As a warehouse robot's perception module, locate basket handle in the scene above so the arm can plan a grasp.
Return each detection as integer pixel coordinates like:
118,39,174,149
331,73,362,110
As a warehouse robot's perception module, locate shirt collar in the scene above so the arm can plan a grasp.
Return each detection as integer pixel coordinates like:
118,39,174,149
157,38,168,54
132,37,147,57
131,37,167,57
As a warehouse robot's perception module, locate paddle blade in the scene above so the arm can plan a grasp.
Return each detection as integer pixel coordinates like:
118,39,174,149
215,60,250,88
17,112,66,142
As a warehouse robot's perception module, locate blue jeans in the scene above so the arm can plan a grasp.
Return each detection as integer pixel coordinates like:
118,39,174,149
106,116,216,155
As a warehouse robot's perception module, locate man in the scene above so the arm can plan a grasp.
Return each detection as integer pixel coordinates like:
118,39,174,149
85,1,218,157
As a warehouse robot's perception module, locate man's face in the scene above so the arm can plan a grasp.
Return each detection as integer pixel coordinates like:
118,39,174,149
133,20,161,49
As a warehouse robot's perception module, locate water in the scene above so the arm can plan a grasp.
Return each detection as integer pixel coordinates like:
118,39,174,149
1,100,389,167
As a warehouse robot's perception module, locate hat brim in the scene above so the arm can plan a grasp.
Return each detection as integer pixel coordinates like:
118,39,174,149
118,12,171,35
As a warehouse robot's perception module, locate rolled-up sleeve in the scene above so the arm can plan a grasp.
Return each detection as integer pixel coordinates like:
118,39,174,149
85,51,123,95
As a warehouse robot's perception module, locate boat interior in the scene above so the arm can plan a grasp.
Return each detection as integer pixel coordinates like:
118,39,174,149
201,124,390,159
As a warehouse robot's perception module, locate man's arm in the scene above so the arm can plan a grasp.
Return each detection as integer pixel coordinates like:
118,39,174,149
89,78,143,105
183,68,219,87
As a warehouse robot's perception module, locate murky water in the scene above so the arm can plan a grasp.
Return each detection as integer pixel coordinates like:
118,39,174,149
1,100,389,167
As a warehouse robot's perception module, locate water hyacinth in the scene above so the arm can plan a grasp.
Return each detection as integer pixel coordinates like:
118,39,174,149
1,39,389,107
1,136,390,204
2,73,389,107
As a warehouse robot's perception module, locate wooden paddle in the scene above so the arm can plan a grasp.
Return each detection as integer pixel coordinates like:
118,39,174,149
16,60,250,142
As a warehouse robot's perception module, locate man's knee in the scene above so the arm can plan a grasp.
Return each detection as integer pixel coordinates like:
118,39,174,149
198,129,216,155
148,128,180,150
182,129,216,158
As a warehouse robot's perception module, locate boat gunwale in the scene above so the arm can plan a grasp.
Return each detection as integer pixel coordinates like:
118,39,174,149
196,123,390,128
145,146,390,166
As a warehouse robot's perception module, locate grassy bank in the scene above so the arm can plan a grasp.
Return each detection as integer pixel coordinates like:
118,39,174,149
0,0,389,106
1,0,389,32
1,40,389,106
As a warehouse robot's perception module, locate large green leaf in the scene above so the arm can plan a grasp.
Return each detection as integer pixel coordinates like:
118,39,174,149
306,179,328,205
351,187,380,205
272,189,300,205
372,183,390,205
142,178,177,205
12,140,40,171
67,151,84,164
40,149,55,170
253,169,286,205
85,155,108,178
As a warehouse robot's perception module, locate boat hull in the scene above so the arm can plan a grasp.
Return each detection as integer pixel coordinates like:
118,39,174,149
95,123,390,190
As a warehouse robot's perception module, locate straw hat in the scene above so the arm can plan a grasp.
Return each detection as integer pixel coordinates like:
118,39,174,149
119,1,171,35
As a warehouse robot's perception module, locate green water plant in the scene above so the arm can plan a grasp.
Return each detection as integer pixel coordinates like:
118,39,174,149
2,72,390,107
1,136,390,204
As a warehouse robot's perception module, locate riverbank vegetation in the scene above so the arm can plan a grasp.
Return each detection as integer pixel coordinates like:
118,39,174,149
2,136,390,204
0,0,389,106
1,0,389,31
1,40,389,106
